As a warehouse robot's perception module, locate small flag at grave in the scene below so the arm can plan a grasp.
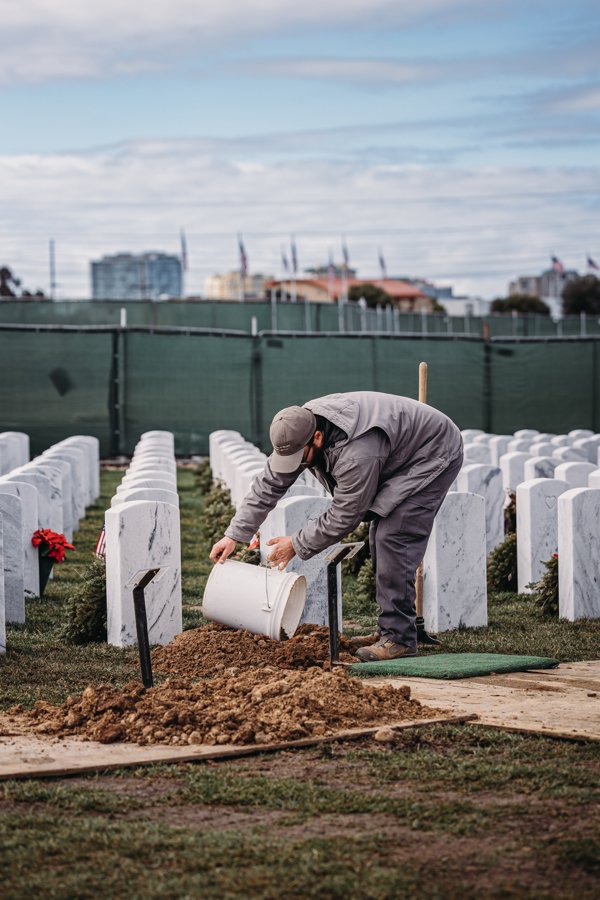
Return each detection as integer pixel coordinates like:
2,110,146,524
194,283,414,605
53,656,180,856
95,523,106,559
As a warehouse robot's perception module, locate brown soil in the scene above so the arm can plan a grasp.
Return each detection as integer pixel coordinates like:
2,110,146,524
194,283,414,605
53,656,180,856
151,623,357,677
10,666,440,747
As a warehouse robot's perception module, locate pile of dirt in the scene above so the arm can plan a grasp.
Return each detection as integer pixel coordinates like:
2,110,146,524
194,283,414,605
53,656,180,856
151,623,357,677
12,667,441,747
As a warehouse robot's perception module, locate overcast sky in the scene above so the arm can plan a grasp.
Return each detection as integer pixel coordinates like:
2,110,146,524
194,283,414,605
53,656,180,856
1,0,599,299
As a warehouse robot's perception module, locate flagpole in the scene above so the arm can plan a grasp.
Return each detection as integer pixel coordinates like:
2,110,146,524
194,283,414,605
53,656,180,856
270,285,277,332
290,235,297,304
49,238,56,300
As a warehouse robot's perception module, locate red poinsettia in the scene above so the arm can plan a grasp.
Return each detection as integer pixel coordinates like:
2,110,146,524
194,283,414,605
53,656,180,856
32,529,76,564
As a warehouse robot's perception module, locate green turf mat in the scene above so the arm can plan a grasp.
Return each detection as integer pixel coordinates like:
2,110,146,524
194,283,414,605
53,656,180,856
348,653,559,679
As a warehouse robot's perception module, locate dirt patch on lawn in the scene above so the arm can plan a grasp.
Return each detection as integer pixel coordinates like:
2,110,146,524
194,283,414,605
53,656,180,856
151,623,357,677
10,667,442,747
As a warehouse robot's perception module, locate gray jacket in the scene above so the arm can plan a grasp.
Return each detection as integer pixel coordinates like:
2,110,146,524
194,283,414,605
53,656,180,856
225,391,463,560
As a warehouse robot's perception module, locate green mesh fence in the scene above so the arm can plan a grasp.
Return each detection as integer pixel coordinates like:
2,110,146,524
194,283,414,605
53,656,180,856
121,331,256,454
2,299,599,337
258,335,485,448
0,328,114,455
0,326,598,455
489,339,600,434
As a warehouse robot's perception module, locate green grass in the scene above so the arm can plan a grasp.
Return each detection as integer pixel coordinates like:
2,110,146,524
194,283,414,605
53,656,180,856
0,818,500,900
1,466,600,898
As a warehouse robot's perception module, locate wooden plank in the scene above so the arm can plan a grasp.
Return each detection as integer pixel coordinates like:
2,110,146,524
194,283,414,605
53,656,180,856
367,661,600,741
0,714,474,781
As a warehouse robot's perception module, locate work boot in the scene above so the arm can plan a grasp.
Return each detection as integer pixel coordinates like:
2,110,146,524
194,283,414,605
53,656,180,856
355,637,418,662
346,626,381,649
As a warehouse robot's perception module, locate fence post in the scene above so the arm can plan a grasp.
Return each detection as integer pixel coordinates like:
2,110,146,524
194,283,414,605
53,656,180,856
250,333,263,448
109,328,124,456
483,324,492,433
593,339,599,432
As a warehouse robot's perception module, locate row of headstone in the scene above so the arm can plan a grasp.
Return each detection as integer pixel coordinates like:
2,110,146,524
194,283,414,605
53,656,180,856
105,431,182,648
209,430,335,627
461,427,600,622
460,427,600,491
0,433,100,654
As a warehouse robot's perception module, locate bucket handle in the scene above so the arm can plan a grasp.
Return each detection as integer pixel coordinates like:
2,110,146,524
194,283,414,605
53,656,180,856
261,564,274,612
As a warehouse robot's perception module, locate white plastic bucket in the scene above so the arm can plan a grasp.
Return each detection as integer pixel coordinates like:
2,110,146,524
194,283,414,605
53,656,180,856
202,559,306,641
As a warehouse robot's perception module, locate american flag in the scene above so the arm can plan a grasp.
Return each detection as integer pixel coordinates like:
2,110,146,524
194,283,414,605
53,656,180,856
551,255,565,275
291,236,298,275
587,255,599,271
238,235,248,276
281,246,289,273
180,229,188,272
378,248,387,280
95,523,106,559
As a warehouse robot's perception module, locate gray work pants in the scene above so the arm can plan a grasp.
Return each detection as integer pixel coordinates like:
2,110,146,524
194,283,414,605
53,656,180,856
369,453,464,647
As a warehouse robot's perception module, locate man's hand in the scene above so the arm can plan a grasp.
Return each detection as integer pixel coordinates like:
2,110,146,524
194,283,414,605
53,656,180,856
210,537,237,564
267,536,296,571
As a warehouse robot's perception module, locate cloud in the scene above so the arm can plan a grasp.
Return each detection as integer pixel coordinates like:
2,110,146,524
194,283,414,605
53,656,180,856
240,57,448,87
543,83,600,113
1,136,597,299
0,0,536,85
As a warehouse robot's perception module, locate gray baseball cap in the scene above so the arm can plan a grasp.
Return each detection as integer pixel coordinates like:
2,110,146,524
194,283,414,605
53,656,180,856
269,406,316,473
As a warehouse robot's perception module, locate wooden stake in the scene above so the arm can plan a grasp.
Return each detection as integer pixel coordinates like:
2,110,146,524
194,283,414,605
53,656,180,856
415,361,428,617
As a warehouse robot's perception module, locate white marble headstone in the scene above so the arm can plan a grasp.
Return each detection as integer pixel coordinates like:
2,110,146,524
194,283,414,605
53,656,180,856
553,447,586,463
111,488,179,507
105,499,182,647
33,461,72,541
528,442,555,458
463,443,492,464
0,480,39,597
21,463,63,534
568,429,594,439
0,517,5,653
572,436,600,464
260,495,340,626
60,438,92,507
558,487,600,621
0,432,29,472
554,461,597,489
422,491,487,632
489,436,513,467
508,439,534,453
524,456,559,480
233,463,265,508
461,429,485,442
514,429,539,440
43,448,85,530
499,452,531,492
516,478,567,593
0,494,25,623
117,478,175,494
455,464,504,555
6,470,52,529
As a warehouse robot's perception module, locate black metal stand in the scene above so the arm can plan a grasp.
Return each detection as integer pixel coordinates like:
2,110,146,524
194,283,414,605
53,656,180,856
132,568,160,689
325,542,364,666
416,615,442,646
